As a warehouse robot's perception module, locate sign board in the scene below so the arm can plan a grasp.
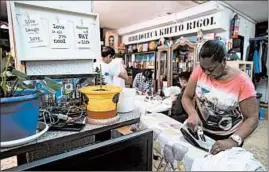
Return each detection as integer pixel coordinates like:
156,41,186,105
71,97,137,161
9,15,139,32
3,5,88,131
122,12,225,45
74,22,91,49
22,15,47,47
7,1,101,62
50,19,70,49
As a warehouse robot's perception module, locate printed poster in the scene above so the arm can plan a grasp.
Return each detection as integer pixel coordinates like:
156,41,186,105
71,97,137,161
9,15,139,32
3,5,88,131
22,15,47,47
49,20,70,49
74,22,91,49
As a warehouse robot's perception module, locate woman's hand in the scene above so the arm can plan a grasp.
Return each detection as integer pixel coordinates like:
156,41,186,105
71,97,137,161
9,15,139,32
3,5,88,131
210,138,238,155
186,114,202,132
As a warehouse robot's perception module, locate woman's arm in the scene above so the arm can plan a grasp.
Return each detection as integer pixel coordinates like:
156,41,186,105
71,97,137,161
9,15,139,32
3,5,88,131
182,78,201,131
210,97,259,155
234,97,259,140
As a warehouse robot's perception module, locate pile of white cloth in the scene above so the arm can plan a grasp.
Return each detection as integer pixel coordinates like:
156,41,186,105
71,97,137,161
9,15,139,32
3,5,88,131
191,147,265,171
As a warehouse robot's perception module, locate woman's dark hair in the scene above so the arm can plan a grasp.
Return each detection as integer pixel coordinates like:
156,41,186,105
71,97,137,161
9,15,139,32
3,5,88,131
199,40,227,62
102,46,115,58
178,72,191,81
142,69,153,81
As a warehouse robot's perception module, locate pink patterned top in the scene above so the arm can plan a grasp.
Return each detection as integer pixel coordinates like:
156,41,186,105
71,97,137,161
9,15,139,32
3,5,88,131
191,65,256,136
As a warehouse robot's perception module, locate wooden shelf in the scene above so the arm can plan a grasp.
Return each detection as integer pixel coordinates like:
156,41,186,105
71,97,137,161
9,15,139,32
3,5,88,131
227,61,253,79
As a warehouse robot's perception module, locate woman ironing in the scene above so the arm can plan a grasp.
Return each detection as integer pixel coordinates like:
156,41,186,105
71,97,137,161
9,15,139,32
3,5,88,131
182,40,259,155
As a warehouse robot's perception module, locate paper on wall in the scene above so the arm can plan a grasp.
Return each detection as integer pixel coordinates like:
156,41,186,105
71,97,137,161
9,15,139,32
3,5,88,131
21,15,47,48
49,19,70,49
74,22,91,49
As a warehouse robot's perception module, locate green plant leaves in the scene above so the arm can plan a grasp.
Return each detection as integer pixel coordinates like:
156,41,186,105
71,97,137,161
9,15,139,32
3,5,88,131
12,69,28,79
44,77,62,91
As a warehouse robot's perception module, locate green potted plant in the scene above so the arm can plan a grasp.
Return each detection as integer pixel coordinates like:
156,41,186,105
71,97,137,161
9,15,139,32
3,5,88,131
0,50,62,142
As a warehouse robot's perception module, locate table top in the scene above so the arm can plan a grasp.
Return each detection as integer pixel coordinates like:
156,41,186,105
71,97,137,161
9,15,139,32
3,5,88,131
139,112,211,171
1,110,141,159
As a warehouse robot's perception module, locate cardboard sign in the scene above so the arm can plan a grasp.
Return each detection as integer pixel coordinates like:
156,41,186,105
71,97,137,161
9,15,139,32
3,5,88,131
75,22,91,48
50,19,69,49
22,15,47,47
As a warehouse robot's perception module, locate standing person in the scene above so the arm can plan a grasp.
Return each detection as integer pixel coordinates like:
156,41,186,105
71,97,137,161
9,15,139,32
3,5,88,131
132,69,153,95
94,46,128,85
182,40,259,155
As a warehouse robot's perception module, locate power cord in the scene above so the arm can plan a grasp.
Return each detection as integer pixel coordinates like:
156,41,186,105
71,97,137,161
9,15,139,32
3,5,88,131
39,106,86,126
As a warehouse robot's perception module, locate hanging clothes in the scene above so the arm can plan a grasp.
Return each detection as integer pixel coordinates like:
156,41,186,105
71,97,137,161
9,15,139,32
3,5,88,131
261,42,268,76
253,50,261,74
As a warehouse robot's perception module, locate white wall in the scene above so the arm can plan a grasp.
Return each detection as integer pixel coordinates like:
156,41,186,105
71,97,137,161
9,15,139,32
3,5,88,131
117,1,221,35
118,1,256,61
215,4,256,60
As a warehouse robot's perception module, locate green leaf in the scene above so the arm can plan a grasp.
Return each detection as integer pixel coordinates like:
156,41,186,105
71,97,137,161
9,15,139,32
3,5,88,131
12,69,28,79
44,77,62,91
43,85,56,94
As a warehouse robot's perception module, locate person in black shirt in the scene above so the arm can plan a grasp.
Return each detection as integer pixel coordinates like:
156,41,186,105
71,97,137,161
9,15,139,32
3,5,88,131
171,72,191,123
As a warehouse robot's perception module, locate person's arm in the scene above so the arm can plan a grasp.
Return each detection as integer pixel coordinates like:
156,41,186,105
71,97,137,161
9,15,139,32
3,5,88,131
118,62,128,81
182,66,202,131
234,97,259,140
132,74,141,94
145,79,153,95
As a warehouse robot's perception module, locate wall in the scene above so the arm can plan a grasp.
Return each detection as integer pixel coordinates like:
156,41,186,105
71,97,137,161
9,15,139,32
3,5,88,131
215,4,256,60
117,1,221,35
118,1,256,61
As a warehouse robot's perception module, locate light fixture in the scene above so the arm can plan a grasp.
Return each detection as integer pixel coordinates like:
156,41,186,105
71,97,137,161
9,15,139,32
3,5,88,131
192,0,208,4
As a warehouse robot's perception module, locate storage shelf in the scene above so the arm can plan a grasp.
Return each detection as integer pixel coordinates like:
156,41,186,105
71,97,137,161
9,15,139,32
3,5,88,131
227,61,253,79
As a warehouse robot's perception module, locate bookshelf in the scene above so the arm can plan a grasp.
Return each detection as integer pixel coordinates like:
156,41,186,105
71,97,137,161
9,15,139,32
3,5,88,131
226,61,253,79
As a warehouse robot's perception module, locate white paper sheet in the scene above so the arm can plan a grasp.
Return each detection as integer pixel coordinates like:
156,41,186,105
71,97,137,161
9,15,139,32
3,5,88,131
21,15,47,48
49,19,69,49
74,22,91,49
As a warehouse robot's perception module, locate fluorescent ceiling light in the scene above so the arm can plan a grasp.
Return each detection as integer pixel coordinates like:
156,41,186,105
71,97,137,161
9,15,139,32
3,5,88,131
192,1,209,4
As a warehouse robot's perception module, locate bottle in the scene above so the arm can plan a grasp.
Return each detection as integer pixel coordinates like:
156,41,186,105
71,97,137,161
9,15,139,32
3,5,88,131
259,108,265,120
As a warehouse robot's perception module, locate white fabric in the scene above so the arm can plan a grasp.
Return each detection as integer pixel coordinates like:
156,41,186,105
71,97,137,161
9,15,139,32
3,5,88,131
134,95,172,114
111,58,125,88
191,147,265,171
93,60,120,85
163,86,181,97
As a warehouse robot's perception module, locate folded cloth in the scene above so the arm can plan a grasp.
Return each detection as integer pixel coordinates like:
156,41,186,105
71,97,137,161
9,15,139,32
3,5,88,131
191,147,265,171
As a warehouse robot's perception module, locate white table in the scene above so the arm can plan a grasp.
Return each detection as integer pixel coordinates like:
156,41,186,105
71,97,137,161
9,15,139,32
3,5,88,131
134,95,173,114
138,112,210,171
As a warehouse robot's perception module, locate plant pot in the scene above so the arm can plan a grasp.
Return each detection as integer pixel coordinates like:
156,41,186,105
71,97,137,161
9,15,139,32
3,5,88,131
80,85,122,120
0,90,40,142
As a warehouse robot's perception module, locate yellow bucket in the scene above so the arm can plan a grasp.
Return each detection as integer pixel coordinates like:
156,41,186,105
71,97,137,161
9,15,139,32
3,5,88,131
80,85,122,119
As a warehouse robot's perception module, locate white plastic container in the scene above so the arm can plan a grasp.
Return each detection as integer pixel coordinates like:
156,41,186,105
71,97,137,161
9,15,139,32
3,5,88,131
117,88,136,113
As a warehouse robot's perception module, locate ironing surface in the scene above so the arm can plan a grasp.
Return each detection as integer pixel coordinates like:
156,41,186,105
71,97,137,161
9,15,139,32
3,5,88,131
138,112,216,171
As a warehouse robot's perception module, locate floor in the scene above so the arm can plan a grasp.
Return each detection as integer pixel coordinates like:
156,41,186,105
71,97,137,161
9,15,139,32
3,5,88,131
153,120,268,171
1,121,268,171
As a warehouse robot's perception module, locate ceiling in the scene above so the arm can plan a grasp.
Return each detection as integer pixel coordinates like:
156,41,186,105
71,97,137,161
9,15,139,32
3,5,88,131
93,1,199,30
223,1,268,23
93,1,268,30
